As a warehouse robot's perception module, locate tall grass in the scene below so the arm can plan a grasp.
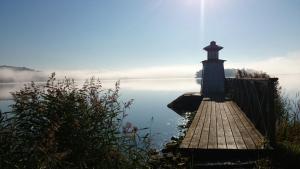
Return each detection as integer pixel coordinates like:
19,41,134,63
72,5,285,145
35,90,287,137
0,73,151,169
276,92,300,144
273,92,300,168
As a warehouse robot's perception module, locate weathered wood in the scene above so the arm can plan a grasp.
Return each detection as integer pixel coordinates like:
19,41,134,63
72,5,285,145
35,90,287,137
180,101,205,148
225,78,278,146
223,102,247,149
208,101,218,149
180,98,265,151
220,102,237,149
230,101,265,149
227,101,256,149
189,100,206,148
216,102,227,149
198,100,211,148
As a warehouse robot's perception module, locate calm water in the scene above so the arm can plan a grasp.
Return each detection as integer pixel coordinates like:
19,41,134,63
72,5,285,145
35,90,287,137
0,75,299,149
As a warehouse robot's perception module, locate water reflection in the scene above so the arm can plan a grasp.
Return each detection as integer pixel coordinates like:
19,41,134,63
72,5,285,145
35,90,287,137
0,83,25,100
108,78,200,91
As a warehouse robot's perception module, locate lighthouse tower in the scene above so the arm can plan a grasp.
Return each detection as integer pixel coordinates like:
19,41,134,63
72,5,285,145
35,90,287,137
201,41,225,97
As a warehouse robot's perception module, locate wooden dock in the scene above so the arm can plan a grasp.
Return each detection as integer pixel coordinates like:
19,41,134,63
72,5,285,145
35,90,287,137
180,98,265,151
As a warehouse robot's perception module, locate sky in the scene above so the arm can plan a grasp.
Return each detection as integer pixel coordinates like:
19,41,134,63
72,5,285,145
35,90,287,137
1,0,300,78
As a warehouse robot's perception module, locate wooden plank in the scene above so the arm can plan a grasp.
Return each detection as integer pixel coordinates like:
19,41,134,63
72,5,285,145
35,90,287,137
229,101,258,149
180,98,266,151
231,102,263,138
208,100,218,149
229,101,265,149
216,102,227,149
189,101,207,148
220,102,237,149
227,101,256,149
223,102,247,149
198,100,211,149
180,101,205,148
236,103,264,141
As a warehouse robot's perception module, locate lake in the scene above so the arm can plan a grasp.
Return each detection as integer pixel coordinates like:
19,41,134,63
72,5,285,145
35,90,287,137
0,75,299,149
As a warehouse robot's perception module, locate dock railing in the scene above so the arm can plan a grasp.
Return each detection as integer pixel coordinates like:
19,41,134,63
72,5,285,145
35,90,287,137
225,78,278,146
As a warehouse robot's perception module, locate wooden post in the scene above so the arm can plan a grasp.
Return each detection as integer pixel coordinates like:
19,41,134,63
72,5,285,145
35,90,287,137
268,78,277,146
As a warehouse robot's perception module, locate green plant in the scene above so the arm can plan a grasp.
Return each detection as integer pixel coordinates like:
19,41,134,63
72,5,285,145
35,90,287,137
276,92,300,144
272,86,300,168
271,142,300,169
0,73,150,169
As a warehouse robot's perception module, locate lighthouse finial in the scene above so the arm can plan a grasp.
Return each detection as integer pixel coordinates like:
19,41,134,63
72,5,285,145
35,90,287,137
203,41,223,60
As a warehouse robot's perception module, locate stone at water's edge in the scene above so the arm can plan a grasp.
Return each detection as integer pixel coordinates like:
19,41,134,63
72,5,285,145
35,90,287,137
151,138,189,169
167,92,203,115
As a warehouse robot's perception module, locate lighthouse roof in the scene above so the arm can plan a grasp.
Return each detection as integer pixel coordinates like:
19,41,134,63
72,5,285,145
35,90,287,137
203,41,223,51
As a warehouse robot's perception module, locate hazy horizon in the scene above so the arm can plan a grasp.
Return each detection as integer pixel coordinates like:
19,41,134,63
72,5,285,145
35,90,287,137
1,49,300,82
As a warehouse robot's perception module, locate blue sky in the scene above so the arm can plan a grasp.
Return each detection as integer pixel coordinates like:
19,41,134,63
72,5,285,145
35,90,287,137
1,0,300,76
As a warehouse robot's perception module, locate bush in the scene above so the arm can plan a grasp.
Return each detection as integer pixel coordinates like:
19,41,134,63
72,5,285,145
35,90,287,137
235,69,270,79
0,73,150,169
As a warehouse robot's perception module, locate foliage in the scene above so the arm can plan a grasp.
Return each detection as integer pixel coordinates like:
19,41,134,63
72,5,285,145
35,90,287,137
269,77,300,168
235,69,270,79
276,92,300,144
271,142,300,169
0,73,150,169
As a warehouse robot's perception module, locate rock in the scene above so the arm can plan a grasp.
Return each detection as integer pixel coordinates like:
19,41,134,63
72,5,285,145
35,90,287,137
150,154,162,161
161,148,168,153
166,153,174,159
180,157,189,163
177,162,186,168
162,164,173,169
165,142,178,151
178,162,185,166
148,148,159,155
148,159,160,166
171,136,179,141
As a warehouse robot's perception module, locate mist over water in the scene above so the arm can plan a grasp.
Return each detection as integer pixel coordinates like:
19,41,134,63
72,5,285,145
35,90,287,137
276,74,300,97
0,68,47,83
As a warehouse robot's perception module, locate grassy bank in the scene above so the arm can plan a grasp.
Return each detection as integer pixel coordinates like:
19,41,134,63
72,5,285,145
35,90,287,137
0,73,152,169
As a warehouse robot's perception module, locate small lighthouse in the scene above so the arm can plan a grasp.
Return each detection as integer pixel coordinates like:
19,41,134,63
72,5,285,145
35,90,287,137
201,41,225,97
